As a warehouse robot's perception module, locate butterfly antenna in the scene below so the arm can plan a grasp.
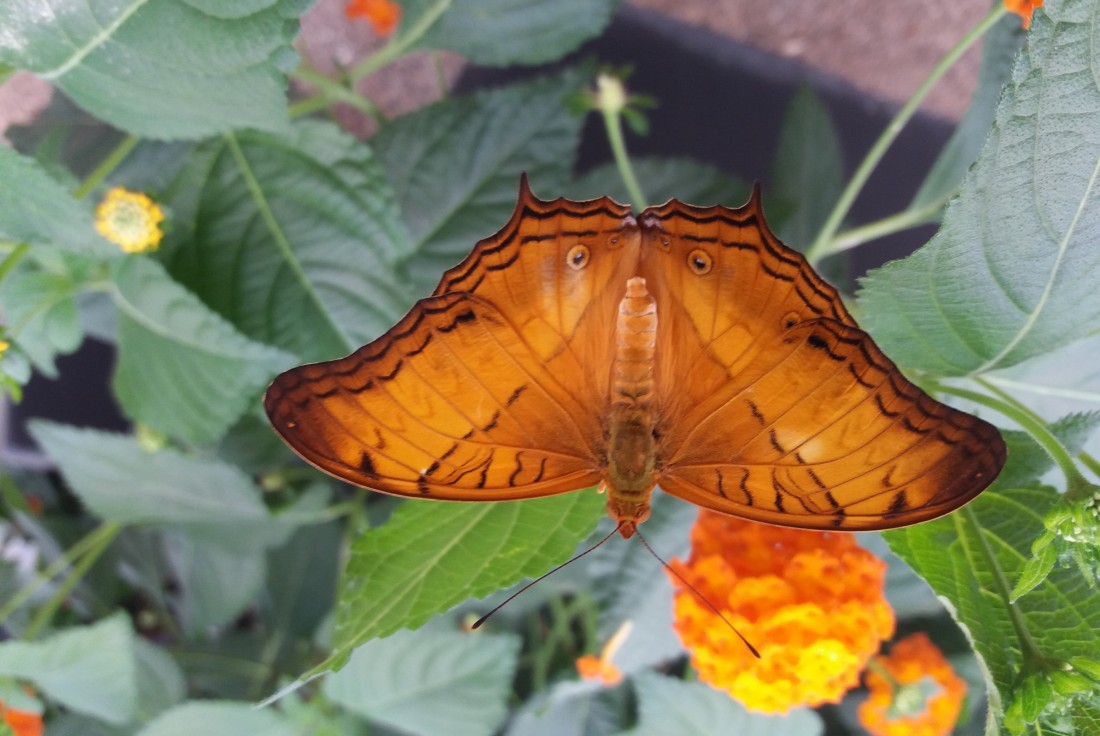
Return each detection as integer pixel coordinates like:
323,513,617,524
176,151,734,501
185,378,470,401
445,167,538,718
472,522,625,629
633,528,761,659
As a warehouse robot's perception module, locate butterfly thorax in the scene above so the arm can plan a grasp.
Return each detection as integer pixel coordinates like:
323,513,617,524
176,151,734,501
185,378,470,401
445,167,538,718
605,277,658,538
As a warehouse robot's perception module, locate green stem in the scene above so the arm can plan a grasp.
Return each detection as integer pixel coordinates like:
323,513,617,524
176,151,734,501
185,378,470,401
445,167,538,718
1077,451,1100,480
601,106,646,207
430,51,450,100
292,66,382,121
958,504,1047,667
289,95,336,119
804,5,1006,264
0,242,31,285
936,380,1093,499
74,135,140,200
349,0,453,81
23,522,123,637
827,198,946,255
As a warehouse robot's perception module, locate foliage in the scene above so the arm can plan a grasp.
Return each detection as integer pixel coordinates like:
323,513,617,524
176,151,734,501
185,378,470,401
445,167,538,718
0,0,1097,734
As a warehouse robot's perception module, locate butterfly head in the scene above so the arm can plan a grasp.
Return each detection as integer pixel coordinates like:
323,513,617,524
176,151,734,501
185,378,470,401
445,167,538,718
607,497,651,539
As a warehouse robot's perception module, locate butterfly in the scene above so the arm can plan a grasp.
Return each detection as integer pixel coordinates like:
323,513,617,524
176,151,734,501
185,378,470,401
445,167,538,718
264,177,1006,538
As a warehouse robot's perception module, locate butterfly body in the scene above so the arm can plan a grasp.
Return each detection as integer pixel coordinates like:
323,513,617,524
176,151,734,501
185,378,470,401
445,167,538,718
265,178,1006,535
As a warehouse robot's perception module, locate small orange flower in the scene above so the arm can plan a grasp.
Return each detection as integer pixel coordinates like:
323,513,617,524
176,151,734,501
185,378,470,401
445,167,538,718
345,0,402,36
1004,0,1043,28
0,699,44,736
94,187,164,253
858,632,967,736
668,511,895,714
576,620,632,687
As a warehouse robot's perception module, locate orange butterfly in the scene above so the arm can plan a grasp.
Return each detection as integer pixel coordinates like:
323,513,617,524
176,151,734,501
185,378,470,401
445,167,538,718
264,178,1005,538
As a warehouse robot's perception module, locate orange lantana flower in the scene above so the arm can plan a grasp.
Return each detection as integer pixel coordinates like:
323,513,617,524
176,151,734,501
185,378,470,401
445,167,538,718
668,511,895,714
576,620,632,687
0,699,44,736
346,0,402,36
1004,0,1043,28
858,632,967,736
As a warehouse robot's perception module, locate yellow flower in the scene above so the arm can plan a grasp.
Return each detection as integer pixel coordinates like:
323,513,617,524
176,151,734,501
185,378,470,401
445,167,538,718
0,339,9,357
94,187,165,253
576,620,632,687
858,632,967,736
668,511,894,714
1004,0,1043,28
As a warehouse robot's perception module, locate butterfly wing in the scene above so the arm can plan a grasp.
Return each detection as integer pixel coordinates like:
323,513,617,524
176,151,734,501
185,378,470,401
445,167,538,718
265,180,639,500
640,192,1006,530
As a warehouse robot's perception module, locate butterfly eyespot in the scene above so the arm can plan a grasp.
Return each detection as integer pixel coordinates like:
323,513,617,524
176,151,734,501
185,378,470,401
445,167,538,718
687,249,713,275
660,237,671,250
782,311,801,329
566,244,590,270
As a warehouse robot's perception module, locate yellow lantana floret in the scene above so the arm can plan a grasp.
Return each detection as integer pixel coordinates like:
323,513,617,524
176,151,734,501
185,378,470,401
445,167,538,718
95,187,164,253
669,511,895,714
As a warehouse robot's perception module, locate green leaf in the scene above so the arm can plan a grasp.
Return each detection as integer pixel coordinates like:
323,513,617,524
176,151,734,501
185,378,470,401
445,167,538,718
136,701,295,736
28,422,273,537
161,120,411,362
770,85,844,251
1011,535,1056,601
165,532,267,634
0,267,84,377
0,146,115,257
885,487,1100,730
992,412,1100,490
859,0,1100,375
374,70,584,288
0,0,306,139
911,14,1025,214
402,0,618,67
324,628,521,736
567,157,749,210
132,638,186,722
325,492,604,671
0,614,137,724
624,671,822,736
111,256,293,445
265,515,343,640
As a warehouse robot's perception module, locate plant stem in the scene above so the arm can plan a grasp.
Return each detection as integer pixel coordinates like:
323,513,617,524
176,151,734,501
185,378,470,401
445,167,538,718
293,66,382,121
74,135,140,200
804,5,1007,264
601,104,646,208
0,242,30,285
23,522,122,638
827,198,946,255
349,0,453,81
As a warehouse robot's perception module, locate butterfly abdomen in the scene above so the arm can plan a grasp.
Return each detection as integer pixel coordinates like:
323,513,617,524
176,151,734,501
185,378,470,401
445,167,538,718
606,277,657,534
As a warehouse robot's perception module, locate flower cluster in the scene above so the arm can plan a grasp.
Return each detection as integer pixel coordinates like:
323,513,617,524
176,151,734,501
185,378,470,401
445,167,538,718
858,632,967,736
1005,0,1043,28
94,187,165,253
0,698,43,736
668,511,894,713
346,0,402,36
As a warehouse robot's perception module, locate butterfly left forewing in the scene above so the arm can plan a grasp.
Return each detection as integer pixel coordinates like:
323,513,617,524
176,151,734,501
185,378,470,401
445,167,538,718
265,292,604,500
641,194,1006,530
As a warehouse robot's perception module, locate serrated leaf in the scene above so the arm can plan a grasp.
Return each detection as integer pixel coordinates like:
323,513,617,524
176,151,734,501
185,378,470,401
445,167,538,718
624,671,822,736
910,13,1025,212
161,120,411,362
136,701,295,736
0,614,136,724
0,0,305,139
0,268,84,377
374,71,584,288
859,0,1100,375
28,422,272,535
567,157,749,209
111,256,293,445
326,492,604,670
1011,538,1056,601
770,85,844,251
884,487,1100,730
0,146,115,257
402,0,618,67
506,681,627,736
324,628,520,736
